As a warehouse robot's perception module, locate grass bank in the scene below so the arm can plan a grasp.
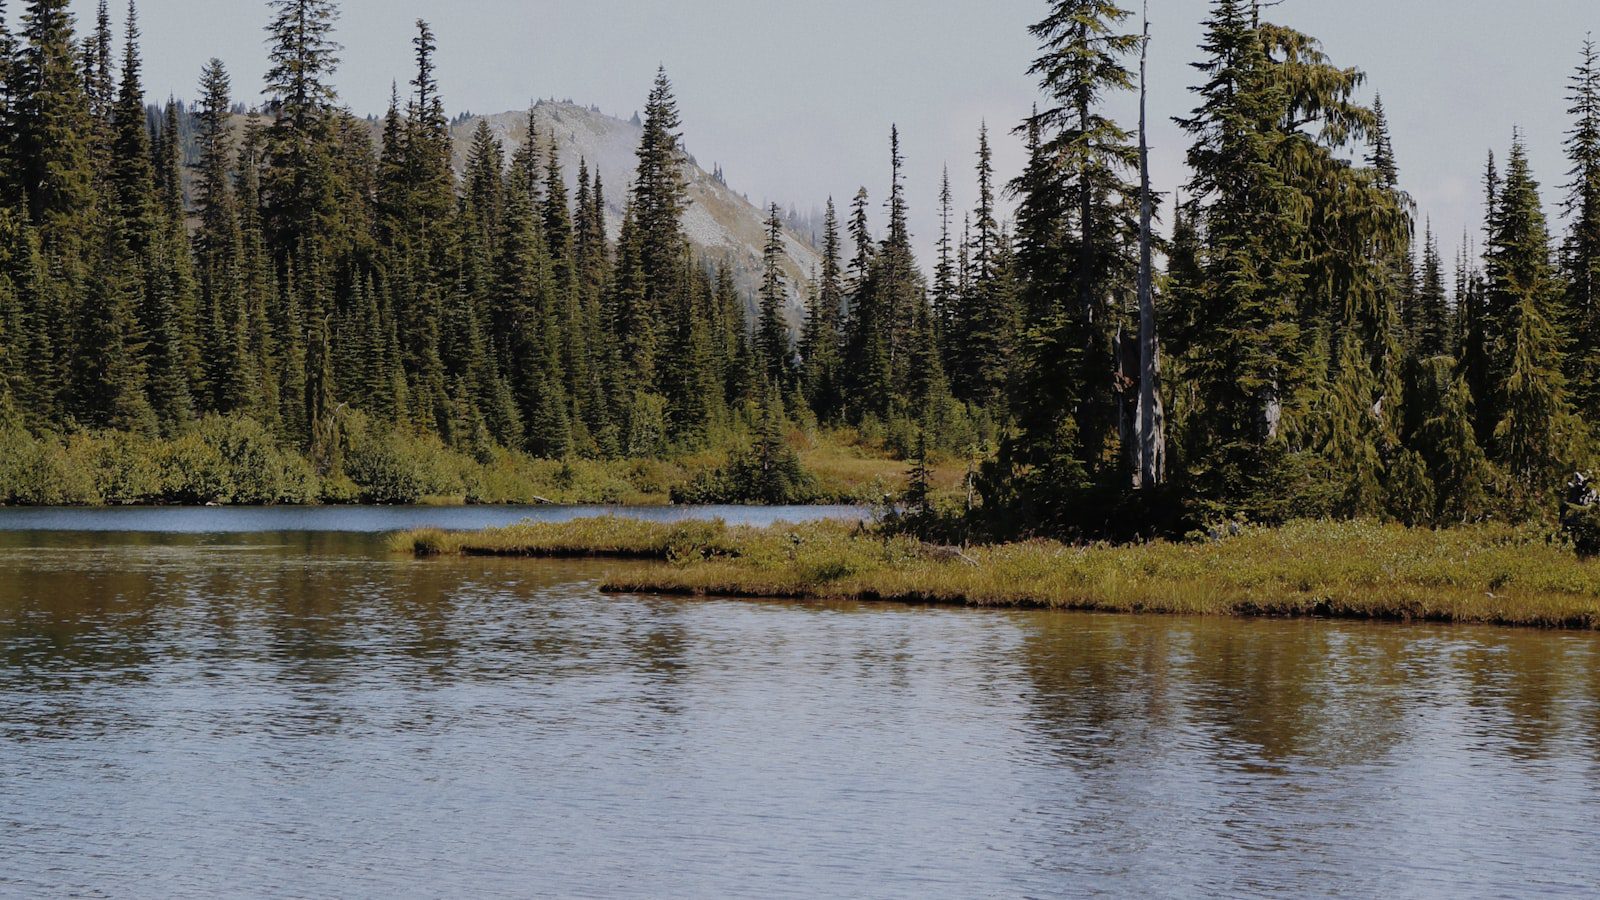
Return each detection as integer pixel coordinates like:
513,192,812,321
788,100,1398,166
390,517,745,559
0,417,930,508
401,517,1600,630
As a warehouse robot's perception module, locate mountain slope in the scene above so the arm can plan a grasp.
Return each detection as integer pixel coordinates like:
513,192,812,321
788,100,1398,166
451,101,820,326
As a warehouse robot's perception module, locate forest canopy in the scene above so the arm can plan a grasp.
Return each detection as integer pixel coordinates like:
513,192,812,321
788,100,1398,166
0,0,1594,538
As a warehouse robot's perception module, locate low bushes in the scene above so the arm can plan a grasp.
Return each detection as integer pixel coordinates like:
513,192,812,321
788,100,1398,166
0,415,918,508
671,431,820,505
0,416,313,505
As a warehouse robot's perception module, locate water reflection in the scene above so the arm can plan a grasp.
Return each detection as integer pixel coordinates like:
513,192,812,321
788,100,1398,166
2,530,1599,897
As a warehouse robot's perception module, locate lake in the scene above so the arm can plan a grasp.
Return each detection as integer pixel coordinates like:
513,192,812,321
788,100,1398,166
2,508,1598,897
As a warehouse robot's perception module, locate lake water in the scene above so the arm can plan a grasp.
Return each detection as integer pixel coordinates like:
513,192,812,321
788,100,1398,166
2,508,1599,897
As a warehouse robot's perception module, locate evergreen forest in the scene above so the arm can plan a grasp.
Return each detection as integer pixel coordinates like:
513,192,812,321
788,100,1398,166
0,0,1597,540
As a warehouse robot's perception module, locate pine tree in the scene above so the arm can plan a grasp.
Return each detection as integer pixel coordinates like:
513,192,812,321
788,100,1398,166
756,204,792,389
984,0,1139,534
1484,139,1566,446
1410,357,1491,525
801,199,845,419
632,66,688,396
1563,39,1600,415
261,0,342,249
931,168,957,361
1413,223,1450,359
16,0,96,254
953,123,1014,403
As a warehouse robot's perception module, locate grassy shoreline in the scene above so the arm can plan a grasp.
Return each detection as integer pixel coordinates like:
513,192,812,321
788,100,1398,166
0,418,954,508
398,517,1600,630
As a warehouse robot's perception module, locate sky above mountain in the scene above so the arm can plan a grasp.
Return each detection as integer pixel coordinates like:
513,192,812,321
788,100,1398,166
68,0,1600,271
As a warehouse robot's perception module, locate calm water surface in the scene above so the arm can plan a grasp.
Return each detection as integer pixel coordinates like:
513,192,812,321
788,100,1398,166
2,509,1599,897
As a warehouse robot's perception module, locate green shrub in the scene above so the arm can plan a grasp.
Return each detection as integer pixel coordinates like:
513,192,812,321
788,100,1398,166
0,427,96,505
198,415,290,504
344,427,467,504
663,520,731,562
81,431,164,505
158,432,230,504
671,439,819,505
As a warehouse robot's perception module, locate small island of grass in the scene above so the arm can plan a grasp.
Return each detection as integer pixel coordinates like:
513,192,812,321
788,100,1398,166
396,517,1600,630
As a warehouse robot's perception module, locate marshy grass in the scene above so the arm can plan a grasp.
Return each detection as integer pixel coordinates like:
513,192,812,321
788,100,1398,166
400,517,1600,629
390,516,744,560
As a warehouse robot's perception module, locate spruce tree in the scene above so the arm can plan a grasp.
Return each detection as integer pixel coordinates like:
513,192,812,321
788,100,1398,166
954,123,1014,404
81,0,113,173
1495,289,1571,497
985,0,1139,534
632,66,688,395
1170,2,1396,520
75,236,154,432
108,1,153,257
756,204,792,390
932,168,957,362
801,199,845,420
1484,139,1566,446
1563,39,1600,415
16,0,96,255
1030,0,1139,465
1413,223,1450,359
1410,357,1491,525
261,0,341,249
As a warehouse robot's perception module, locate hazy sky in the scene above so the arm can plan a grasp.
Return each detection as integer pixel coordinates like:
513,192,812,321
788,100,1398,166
65,0,1600,268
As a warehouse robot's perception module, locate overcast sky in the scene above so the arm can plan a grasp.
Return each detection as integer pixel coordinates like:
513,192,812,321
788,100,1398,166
65,0,1600,270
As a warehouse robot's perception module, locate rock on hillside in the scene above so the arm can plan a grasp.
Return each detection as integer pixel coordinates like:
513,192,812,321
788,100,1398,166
452,101,820,327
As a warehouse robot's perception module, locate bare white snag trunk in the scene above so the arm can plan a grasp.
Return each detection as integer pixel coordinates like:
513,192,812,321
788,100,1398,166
1135,1,1166,489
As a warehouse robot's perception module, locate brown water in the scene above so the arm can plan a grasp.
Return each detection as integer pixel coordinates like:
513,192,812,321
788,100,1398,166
3,513,1599,897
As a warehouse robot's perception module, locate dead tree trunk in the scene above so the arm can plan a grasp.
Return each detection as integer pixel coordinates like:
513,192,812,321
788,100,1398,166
1134,1,1166,489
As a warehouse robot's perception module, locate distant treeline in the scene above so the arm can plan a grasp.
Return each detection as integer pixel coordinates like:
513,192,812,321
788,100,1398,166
0,0,1595,533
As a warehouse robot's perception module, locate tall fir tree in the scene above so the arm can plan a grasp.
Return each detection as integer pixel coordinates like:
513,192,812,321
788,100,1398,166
755,204,792,390
16,0,97,256
1562,38,1600,416
801,199,845,420
1485,138,1573,496
261,0,342,251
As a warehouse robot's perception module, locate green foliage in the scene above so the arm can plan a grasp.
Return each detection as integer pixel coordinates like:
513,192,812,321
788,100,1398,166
0,0,1591,544
672,394,818,505
1385,450,1436,528
342,421,467,504
0,426,95,505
